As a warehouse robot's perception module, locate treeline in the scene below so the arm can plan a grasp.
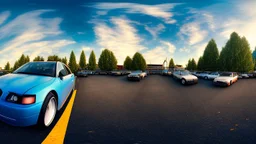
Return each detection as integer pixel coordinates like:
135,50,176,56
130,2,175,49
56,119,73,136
4,49,148,73
186,32,256,72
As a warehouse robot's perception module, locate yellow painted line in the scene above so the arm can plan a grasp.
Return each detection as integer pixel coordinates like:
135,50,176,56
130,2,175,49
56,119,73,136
42,90,77,144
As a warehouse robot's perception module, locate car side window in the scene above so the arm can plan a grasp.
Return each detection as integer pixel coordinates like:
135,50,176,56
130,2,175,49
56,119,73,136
63,64,71,74
58,63,68,76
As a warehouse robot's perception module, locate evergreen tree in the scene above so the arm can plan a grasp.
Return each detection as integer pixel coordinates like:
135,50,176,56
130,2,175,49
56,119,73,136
124,56,132,70
25,55,30,63
69,51,78,73
4,62,11,71
88,50,97,70
197,56,204,71
202,39,219,71
191,58,197,70
33,56,44,61
18,54,27,67
239,37,254,72
131,52,147,71
186,59,192,70
13,61,20,71
169,58,175,68
79,50,86,69
219,32,254,72
98,49,117,71
252,47,256,70
61,57,68,65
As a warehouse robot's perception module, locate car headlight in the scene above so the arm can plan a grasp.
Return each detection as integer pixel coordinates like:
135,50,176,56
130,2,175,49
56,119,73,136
6,93,36,105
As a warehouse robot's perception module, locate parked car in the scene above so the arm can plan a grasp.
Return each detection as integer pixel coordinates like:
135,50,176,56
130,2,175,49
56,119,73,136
193,71,202,77
111,70,123,76
173,70,198,85
240,73,250,79
127,70,147,81
0,61,75,127
198,72,209,78
204,72,219,80
213,72,238,87
161,69,172,76
76,70,88,77
98,71,111,75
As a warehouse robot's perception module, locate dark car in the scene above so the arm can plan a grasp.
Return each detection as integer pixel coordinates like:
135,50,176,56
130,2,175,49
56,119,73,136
76,70,88,77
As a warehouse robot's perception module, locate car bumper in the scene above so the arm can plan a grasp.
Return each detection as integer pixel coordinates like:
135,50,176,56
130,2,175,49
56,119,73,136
213,81,229,87
186,79,198,84
0,101,42,126
127,77,140,81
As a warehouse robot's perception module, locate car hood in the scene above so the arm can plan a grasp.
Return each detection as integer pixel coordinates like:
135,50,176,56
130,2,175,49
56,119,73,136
129,73,140,76
214,76,233,81
182,75,198,80
0,73,55,95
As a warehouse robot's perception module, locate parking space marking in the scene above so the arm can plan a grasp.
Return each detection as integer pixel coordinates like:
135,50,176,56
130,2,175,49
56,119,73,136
42,90,77,144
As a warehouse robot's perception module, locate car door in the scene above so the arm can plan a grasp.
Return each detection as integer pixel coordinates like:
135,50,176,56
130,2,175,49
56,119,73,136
62,63,75,93
56,63,73,108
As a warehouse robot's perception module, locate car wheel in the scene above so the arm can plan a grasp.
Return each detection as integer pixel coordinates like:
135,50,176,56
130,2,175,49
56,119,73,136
181,79,186,85
38,92,57,128
230,80,233,85
204,76,208,80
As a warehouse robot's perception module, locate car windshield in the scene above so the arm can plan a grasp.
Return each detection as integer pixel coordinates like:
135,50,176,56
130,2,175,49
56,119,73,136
13,62,56,77
220,73,232,77
181,70,190,75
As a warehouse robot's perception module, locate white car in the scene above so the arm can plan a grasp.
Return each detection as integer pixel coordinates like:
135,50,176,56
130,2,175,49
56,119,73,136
239,73,249,79
204,72,220,80
173,70,198,85
213,72,238,86
127,70,147,81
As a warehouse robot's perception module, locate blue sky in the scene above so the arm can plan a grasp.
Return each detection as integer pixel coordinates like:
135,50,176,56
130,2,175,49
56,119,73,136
0,0,255,67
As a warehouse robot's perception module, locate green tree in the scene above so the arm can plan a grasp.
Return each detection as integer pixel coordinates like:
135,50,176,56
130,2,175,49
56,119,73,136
25,55,30,63
98,49,117,71
197,56,204,71
186,59,192,70
88,50,97,70
219,32,254,72
47,55,61,61
4,62,11,71
191,58,197,70
61,57,68,65
169,58,175,68
131,52,147,71
202,39,219,71
13,61,20,71
79,50,86,69
69,51,78,72
33,56,45,61
124,56,132,70
239,37,254,72
18,54,27,67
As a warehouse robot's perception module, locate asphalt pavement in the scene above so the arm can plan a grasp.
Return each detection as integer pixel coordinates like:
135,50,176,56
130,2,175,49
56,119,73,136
65,75,256,144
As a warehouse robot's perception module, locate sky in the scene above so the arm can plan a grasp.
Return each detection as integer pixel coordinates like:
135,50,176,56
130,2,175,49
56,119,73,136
0,0,255,68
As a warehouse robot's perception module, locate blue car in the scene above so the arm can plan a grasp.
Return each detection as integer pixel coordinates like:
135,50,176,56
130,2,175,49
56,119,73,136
0,61,75,127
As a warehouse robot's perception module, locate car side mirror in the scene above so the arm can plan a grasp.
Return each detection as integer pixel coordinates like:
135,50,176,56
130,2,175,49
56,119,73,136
59,69,66,80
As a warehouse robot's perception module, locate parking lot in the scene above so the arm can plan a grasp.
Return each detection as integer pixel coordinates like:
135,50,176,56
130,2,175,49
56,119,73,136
1,75,256,144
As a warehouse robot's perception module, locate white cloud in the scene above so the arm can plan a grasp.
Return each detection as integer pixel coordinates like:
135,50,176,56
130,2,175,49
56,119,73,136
82,46,92,52
90,3,179,24
0,10,75,67
143,41,176,64
178,22,208,45
179,47,190,53
96,11,108,16
0,11,10,25
145,24,165,39
94,17,146,64
161,41,176,53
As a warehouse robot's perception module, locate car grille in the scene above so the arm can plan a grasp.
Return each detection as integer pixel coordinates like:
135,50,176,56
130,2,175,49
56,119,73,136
216,81,227,85
0,89,2,97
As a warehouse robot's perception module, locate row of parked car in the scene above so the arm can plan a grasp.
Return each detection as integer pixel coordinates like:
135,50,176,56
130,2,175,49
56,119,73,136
170,70,256,87
76,70,132,77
